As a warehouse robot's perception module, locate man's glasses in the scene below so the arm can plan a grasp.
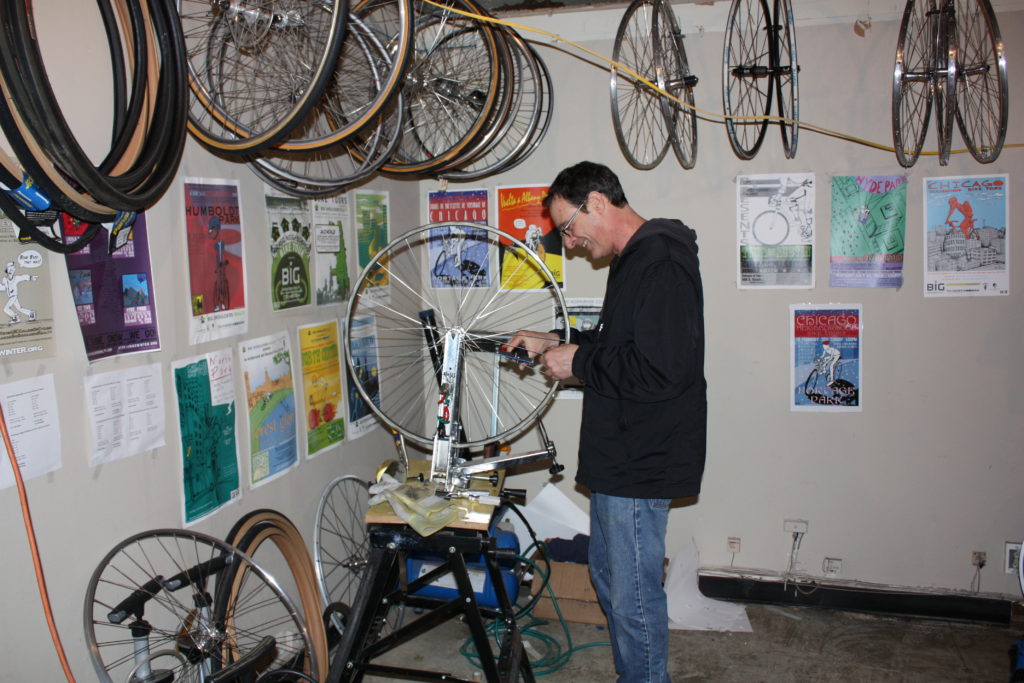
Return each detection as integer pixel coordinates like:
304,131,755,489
557,200,586,238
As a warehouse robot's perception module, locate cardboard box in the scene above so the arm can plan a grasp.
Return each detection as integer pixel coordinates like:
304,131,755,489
530,559,607,626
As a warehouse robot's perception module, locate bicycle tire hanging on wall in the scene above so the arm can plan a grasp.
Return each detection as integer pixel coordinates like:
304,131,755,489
0,0,188,252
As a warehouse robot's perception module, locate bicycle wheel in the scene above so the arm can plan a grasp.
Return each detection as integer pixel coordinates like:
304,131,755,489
774,0,799,158
952,0,1007,163
722,0,773,160
751,209,789,245
84,528,314,683
179,0,347,154
221,511,329,680
381,0,505,175
315,475,371,634
934,0,957,165
892,0,935,167
655,0,698,170
610,0,670,170
343,223,568,450
440,29,549,180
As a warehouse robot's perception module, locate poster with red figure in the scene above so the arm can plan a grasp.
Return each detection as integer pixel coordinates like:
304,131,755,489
183,178,248,343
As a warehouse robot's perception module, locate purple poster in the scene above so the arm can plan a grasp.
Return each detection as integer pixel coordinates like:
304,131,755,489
64,214,160,361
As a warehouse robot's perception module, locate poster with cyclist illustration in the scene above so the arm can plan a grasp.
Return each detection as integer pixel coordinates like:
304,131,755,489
183,178,248,344
496,185,563,290
923,175,1008,298
427,189,491,288
737,173,814,289
790,304,862,412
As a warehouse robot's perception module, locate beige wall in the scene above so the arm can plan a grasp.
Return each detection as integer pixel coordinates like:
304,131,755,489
0,0,1021,677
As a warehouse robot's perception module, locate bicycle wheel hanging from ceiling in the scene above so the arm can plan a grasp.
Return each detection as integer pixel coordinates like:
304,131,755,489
891,0,934,167
440,35,553,180
343,223,569,451
952,0,1008,164
610,0,671,170
178,0,347,155
654,0,699,170
380,0,510,176
83,528,316,683
722,0,799,160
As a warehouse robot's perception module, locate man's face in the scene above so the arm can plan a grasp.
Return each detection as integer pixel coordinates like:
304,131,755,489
551,194,610,260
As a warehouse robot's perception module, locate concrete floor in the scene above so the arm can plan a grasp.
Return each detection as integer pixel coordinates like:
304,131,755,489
360,602,1020,682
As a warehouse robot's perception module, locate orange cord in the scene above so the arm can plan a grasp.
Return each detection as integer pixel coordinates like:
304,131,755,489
0,401,76,682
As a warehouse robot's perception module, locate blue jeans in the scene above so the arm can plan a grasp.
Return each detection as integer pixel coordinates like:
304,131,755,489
589,493,671,683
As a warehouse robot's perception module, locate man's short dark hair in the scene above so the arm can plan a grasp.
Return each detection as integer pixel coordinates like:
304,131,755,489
543,161,629,210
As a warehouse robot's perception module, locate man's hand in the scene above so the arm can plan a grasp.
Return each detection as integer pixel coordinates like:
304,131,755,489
504,330,559,366
541,344,578,381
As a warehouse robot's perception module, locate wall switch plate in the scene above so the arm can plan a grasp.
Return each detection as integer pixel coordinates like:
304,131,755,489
783,519,808,534
823,557,842,577
727,537,741,553
971,550,987,567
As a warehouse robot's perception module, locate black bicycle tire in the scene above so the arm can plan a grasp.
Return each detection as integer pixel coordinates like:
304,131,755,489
722,0,773,160
774,0,799,159
0,0,186,213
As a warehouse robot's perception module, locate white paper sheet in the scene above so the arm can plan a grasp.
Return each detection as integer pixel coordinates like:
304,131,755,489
509,483,590,552
86,362,166,466
0,374,61,489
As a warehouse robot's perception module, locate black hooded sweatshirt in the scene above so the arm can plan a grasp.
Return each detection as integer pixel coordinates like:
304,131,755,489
569,218,707,499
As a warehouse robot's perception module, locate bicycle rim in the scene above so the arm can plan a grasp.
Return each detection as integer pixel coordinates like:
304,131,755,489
952,0,1007,163
722,0,773,160
891,0,934,168
774,0,799,159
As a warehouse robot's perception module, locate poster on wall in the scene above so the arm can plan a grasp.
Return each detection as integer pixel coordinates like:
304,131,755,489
346,314,380,440
240,331,298,487
298,319,346,458
354,189,390,306
427,189,491,288
172,348,241,525
313,193,351,306
923,175,1008,297
790,304,862,412
555,297,602,399
0,374,61,490
183,178,248,344
265,187,312,310
64,213,161,361
736,173,815,289
829,175,907,288
496,185,563,290
0,217,54,360
85,362,166,467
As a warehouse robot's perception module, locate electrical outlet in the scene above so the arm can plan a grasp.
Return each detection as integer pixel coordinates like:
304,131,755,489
783,519,808,534
971,551,987,567
727,537,741,554
822,557,842,577
1005,542,1021,574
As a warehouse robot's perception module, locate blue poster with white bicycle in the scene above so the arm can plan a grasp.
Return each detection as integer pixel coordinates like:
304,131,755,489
737,173,815,289
923,175,1008,298
427,223,492,289
790,304,862,412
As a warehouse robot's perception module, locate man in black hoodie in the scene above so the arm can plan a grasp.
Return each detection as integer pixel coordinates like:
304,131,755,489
507,162,706,683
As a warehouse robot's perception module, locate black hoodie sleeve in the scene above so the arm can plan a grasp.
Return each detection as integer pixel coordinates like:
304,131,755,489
571,259,700,401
